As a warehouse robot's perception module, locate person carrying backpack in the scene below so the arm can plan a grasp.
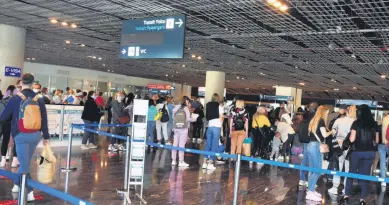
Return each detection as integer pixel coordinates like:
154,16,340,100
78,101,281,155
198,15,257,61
229,98,249,159
0,73,49,202
171,96,195,167
0,85,18,168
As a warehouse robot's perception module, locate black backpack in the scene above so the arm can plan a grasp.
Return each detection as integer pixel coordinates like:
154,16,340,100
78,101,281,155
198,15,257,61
160,105,169,123
298,120,310,143
234,113,245,131
0,97,10,115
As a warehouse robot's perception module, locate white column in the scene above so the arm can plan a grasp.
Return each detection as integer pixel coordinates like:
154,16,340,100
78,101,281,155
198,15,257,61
182,85,192,98
0,24,26,92
275,86,302,112
205,71,225,104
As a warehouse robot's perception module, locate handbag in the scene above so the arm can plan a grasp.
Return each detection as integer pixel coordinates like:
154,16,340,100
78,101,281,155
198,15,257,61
154,112,162,121
312,132,329,153
160,105,170,123
37,144,57,184
113,110,130,124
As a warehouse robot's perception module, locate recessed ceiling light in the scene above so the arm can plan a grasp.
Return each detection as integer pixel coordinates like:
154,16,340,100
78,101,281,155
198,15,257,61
272,1,282,8
108,70,110,71
197,56,202,60
102,64,105,66
182,64,186,67
65,40,71,44
50,19,58,24
92,56,96,59
80,44,85,47
98,57,102,60
70,23,77,28
166,74,168,77
227,80,230,82
325,90,329,92
334,88,339,91
352,87,357,89
279,4,288,12
61,22,68,26
299,82,305,86
242,77,245,80
191,54,196,58
237,76,240,79
27,58,30,60
245,88,249,90
381,75,386,79
32,58,35,60
351,54,356,58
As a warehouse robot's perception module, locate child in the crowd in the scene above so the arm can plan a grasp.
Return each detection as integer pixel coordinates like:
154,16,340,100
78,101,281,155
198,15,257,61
270,132,282,160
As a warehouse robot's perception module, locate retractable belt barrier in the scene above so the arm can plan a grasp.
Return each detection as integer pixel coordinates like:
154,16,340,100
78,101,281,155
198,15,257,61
0,170,95,205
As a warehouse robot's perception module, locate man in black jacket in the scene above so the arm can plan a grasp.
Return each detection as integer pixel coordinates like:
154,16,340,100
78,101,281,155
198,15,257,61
81,91,100,150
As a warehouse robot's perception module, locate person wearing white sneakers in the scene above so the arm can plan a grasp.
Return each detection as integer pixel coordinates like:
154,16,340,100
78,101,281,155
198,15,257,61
306,106,335,202
202,94,223,170
81,91,100,150
0,85,19,168
171,96,195,167
108,91,127,152
378,113,389,188
275,110,295,162
192,98,204,145
0,73,50,202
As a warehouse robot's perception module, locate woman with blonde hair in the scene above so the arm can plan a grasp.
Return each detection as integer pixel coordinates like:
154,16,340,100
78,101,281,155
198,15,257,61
378,113,389,187
52,89,62,104
306,106,336,202
251,105,271,158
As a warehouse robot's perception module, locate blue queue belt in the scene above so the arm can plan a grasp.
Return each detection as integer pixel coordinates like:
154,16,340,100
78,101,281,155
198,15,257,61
147,142,389,183
72,123,132,127
0,169,19,181
28,179,95,205
73,125,128,140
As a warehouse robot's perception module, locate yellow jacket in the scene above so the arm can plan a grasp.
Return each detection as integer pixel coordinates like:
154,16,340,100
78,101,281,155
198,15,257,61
252,115,271,128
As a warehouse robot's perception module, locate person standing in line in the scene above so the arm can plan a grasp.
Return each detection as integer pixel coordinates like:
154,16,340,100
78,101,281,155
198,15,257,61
202,93,223,170
275,109,295,162
305,106,335,202
108,92,126,152
147,99,157,145
166,97,175,144
229,98,249,159
52,89,63,104
192,98,204,144
341,105,379,205
94,92,105,124
80,91,99,150
124,93,135,136
171,96,194,167
106,97,113,125
0,85,18,168
155,97,170,144
251,105,271,159
328,105,356,195
0,73,50,202
379,113,389,188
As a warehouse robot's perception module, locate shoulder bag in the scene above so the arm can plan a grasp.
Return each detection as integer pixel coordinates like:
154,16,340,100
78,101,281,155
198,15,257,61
113,108,130,124
312,132,329,153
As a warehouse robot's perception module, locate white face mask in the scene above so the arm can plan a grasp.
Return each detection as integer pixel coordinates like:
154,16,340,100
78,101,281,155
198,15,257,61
117,96,123,102
33,89,40,93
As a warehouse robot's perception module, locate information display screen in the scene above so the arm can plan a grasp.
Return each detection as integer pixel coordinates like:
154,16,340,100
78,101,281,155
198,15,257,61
120,15,186,59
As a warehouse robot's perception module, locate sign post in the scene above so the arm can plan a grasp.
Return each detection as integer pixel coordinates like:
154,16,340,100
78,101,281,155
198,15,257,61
125,100,148,204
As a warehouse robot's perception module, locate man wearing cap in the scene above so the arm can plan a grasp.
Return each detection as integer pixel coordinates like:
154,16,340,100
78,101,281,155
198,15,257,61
328,104,348,130
0,73,49,202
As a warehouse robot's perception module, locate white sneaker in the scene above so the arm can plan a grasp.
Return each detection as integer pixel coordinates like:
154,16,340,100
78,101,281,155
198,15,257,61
314,191,322,198
12,185,19,193
285,156,290,161
27,191,35,202
88,143,97,149
11,158,19,168
80,144,90,150
108,144,117,152
117,144,125,151
278,156,284,161
207,162,216,170
178,161,189,167
298,154,304,158
382,182,387,187
306,190,322,202
165,142,172,146
202,163,208,169
192,138,196,143
216,160,225,165
299,180,308,186
0,159,6,168
328,187,338,195
171,161,177,166
197,139,202,144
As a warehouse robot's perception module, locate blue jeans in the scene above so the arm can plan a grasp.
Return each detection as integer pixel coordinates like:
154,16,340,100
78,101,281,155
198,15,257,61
345,151,375,199
14,132,41,192
300,143,309,181
307,141,322,191
378,144,389,179
204,127,220,161
147,121,156,143
82,120,97,145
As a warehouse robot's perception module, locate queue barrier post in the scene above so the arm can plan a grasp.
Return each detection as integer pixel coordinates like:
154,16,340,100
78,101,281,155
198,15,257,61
61,125,77,172
17,173,28,205
232,154,241,205
117,135,131,194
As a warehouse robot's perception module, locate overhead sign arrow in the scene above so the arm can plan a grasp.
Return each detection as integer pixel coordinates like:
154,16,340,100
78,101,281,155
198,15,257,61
121,49,126,55
175,18,183,28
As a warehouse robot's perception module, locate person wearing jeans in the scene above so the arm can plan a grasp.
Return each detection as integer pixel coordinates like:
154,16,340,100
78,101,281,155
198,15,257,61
147,99,157,144
0,73,50,202
81,91,100,150
379,114,389,187
299,143,309,185
203,93,223,170
307,142,322,191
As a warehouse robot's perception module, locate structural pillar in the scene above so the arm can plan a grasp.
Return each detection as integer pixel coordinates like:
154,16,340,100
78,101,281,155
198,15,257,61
0,24,26,92
275,86,302,112
204,71,225,104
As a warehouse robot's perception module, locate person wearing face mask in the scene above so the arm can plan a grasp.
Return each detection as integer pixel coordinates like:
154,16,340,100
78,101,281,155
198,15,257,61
80,91,99,150
108,92,126,152
32,83,41,94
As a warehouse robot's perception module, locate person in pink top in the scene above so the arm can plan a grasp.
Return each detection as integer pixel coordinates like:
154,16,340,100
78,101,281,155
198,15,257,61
171,96,195,167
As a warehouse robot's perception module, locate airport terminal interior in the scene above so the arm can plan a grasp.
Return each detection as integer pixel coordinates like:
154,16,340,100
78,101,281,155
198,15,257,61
2,0,389,205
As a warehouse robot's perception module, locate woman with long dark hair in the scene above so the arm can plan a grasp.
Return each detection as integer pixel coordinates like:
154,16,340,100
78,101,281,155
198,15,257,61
81,91,100,150
341,105,378,205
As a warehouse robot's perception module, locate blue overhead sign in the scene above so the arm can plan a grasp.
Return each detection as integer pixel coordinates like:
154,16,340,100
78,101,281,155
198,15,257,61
336,99,377,108
259,95,294,101
120,15,186,59
5,66,21,77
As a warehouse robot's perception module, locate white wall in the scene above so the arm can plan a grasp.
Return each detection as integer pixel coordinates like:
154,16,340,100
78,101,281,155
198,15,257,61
24,62,172,86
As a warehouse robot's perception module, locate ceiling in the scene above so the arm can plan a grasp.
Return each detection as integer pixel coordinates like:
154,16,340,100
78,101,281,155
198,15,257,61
1,0,389,101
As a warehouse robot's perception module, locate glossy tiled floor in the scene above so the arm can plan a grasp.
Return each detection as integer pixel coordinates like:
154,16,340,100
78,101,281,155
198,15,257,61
0,137,389,205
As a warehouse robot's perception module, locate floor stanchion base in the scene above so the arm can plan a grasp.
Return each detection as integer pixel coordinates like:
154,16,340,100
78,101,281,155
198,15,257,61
60,167,77,172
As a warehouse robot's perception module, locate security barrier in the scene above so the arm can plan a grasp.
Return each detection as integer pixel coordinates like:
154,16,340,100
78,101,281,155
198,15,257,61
0,169,94,205
66,123,389,204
